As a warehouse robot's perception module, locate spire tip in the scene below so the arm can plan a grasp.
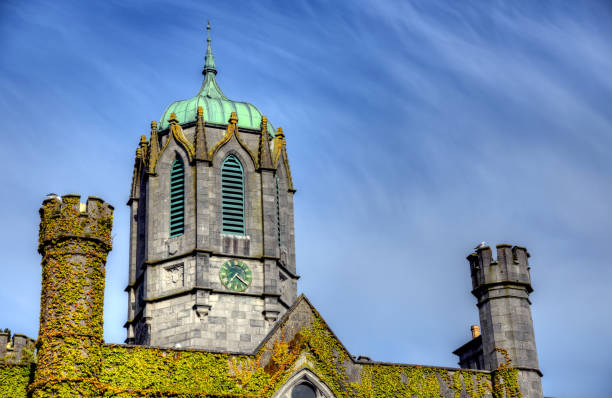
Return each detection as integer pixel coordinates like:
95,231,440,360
203,20,217,75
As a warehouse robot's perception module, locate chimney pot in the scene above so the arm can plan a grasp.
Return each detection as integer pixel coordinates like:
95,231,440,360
471,325,480,338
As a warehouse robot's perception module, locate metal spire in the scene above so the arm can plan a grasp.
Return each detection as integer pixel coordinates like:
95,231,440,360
203,21,217,75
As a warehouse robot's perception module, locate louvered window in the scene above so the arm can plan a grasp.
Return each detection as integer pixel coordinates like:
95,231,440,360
276,175,281,246
222,155,245,235
169,157,185,237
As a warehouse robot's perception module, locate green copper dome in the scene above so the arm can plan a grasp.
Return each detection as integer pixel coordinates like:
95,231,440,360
159,24,275,136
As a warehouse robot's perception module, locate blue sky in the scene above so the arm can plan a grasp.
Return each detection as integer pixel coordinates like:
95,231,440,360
1,1,611,396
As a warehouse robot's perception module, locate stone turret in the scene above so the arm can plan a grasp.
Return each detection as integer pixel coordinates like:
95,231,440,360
467,244,543,398
33,194,113,397
0,329,35,364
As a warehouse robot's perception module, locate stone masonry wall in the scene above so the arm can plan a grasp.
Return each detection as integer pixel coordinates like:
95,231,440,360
126,120,298,351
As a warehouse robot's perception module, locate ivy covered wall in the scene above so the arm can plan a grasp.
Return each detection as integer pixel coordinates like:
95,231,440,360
0,364,33,398
0,297,520,398
0,195,520,397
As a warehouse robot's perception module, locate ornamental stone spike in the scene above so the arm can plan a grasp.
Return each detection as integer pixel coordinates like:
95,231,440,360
229,111,238,125
195,106,209,161
130,144,143,199
258,115,274,170
139,134,148,165
148,120,160,174
273,127,285,165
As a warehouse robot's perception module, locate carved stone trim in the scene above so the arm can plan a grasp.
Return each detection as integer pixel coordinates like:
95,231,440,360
209,112,258,168
162,263,184,291
158,113,196,164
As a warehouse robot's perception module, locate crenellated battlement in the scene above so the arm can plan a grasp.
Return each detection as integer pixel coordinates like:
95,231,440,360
467,244,532,296
0,329,35,364
38,194,114,253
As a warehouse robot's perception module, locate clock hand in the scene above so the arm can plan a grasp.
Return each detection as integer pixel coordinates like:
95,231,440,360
236,274,248,285
229,274,237,283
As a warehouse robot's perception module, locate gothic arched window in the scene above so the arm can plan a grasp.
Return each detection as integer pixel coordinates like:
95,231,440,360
169,156,185,237
291,383,317,398
221,154,245,235
273,369,332,398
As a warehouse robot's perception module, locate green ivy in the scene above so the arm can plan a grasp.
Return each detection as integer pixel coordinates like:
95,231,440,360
0,315,521,398
0,196,522,397
0,364,33,398
301,316,500,398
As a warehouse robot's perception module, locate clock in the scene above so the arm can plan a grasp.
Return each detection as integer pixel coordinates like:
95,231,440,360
219,260,252,292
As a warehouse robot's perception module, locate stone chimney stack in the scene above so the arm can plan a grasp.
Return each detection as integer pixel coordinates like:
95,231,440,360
470,325,480,339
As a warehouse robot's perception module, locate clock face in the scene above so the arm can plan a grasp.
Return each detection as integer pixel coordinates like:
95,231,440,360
219,260,252,292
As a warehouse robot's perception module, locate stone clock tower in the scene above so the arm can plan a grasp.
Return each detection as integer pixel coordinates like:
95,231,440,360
124,25,298,352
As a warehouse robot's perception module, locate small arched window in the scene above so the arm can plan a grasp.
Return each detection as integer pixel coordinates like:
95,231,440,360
291,383,317,398
169,156,185,237
221,155,245,235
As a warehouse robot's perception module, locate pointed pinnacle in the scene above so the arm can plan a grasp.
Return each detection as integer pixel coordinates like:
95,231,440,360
203,20,217,75
276,127,285,139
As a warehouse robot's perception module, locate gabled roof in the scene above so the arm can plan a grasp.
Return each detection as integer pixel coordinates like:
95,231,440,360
256,294,490,371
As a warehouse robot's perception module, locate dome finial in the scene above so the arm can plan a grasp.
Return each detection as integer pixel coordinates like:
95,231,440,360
203,21,217,75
